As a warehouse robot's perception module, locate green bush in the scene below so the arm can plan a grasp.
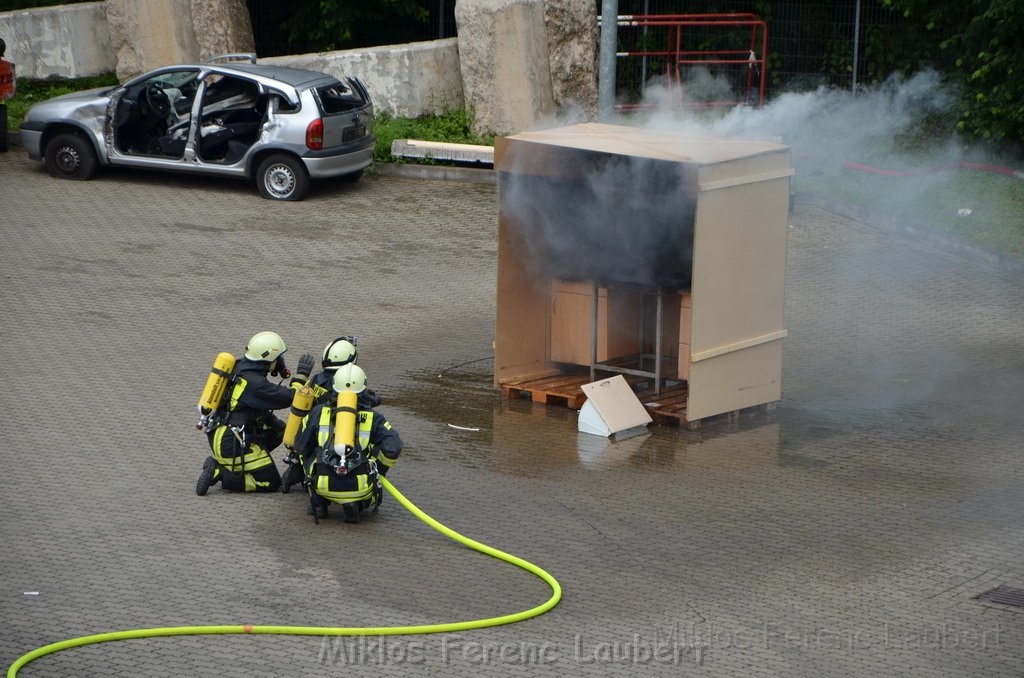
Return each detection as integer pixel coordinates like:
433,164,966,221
883,0,1024,150
372,109,491,162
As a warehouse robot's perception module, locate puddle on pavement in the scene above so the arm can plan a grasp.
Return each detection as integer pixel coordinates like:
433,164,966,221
386,361,1001,485
388,365,808,478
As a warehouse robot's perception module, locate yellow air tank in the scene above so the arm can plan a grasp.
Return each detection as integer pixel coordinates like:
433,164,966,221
283,386,315,448
198,352,236,415
333,390,358,455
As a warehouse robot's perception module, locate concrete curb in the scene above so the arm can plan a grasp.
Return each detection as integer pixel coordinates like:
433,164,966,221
372,161,496,185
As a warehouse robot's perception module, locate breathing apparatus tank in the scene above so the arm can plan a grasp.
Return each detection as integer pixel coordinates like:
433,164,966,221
198,352,236,414
333,390,358,473
283,386,315,448
196,352,237,432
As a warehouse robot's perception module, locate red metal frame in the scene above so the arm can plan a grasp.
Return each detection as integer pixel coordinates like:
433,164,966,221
614,13,768,111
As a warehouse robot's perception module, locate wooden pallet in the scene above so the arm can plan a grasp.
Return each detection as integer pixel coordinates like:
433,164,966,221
501,370,775,429
635,383,690,425
501,371,652,410
501,372,593,409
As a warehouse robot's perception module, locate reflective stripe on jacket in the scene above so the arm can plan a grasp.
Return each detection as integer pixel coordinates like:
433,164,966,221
314,473,376,504
210,426,274,473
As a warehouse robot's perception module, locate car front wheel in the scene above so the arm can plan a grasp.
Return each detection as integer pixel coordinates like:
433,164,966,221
44,133,98,181
256,153,310,201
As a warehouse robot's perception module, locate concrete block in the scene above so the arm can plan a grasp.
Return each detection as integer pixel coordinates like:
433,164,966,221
189,0,255,62
0,2,115,79
455,0,556,138
544,0,598,119
106,0,199,81
264,39,463,119
390,139,494,165
105,0,253,81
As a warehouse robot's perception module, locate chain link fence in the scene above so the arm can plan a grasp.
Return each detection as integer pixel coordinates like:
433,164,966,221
613,0,906,104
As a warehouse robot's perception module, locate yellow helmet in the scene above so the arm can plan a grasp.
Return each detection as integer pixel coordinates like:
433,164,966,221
322,336,358,370
332,363,367,393
245,331,287,362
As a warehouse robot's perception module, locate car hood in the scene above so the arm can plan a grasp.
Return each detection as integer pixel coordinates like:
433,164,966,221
26,86,116,121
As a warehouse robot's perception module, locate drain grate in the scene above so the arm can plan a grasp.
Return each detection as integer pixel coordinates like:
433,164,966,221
975,585,1024,608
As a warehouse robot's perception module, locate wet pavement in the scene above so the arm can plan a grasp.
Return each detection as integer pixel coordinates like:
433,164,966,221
1,150,1023,677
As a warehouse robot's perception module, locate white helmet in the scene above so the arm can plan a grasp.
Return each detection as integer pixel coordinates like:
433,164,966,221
322,336,358,370
332,363,367,393
245,331,287,362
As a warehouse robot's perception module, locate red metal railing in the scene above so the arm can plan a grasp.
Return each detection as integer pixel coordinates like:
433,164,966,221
611,13,768,111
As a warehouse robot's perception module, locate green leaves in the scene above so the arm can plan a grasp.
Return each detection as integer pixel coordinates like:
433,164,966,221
884,0,1023,147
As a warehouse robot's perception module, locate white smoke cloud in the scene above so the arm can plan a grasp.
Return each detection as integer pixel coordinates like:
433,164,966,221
639,69,958,160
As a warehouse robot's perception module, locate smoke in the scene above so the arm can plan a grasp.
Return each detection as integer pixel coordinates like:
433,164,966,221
638,69,968,194
498,65,1020,423
503,156,694,289
504,69,977,294
623,69,1021,421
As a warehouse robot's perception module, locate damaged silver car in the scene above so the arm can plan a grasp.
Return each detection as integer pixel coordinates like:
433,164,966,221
20,55,374,201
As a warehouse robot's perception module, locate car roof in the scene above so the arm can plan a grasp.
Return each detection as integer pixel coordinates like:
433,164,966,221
210,63,339,89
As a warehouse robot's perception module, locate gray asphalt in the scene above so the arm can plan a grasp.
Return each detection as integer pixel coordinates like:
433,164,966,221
1,149,1023,677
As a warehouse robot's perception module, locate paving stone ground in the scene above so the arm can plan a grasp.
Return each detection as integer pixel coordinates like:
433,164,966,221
1,152,1022,677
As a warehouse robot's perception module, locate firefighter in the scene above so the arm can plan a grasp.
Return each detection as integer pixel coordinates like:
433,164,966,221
196,331,315,495
293,364,403,522
281,335,380,490
307,335,382,406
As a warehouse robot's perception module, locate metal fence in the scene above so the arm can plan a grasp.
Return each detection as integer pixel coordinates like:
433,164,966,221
613,0,906,103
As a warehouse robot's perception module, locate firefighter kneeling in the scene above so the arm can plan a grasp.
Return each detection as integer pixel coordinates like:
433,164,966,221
293,364,402,523
195,331,315,495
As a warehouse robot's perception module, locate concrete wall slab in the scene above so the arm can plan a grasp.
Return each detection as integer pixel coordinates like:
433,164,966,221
0,2,114,79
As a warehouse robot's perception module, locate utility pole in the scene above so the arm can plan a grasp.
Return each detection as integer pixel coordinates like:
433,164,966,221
598,0,618,121
852,0,861,93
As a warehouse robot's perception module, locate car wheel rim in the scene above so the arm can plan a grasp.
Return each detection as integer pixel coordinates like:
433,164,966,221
265,164,295,198
56,145,81,175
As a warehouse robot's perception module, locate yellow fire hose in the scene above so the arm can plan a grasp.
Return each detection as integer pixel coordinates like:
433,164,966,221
7,478,562,677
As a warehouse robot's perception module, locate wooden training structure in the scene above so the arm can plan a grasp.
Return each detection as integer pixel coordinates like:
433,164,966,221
493,123,792,427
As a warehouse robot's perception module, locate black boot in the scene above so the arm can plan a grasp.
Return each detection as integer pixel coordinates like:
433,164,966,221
307,498,328,519
341,502,360,524
196,457,220,496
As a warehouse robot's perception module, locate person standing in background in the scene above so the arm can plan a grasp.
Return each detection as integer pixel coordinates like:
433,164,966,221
0,38,15,152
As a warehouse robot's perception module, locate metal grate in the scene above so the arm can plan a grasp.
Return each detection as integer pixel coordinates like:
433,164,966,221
975,585,1024,608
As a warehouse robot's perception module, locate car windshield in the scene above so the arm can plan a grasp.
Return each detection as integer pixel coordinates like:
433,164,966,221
157,71,200,89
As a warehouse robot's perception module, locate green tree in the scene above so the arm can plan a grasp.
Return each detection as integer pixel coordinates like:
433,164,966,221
883,0,1024,147
247,0,430,56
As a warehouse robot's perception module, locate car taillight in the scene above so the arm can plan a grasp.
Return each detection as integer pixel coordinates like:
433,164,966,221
306,118,323,150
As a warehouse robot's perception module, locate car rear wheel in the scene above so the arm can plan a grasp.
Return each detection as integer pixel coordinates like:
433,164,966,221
256,153,309,201
44,133,98,181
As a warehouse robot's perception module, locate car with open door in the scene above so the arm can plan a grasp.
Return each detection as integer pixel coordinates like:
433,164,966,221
19,54,374,201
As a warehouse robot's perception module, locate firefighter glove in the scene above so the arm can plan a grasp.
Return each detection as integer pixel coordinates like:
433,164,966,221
297,353,316,379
